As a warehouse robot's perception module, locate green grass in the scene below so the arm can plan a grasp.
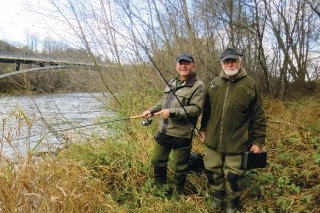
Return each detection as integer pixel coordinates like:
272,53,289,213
0,90,319,212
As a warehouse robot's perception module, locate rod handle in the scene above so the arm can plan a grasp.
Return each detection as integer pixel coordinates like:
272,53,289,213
129,115,143,119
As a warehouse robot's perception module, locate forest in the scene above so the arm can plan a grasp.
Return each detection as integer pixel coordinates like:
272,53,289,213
1,0,319,98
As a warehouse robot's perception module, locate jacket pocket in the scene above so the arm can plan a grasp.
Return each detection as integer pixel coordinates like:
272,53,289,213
227,127,249,153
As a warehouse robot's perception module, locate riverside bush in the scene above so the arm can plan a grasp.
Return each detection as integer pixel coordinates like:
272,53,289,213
0,89,319,212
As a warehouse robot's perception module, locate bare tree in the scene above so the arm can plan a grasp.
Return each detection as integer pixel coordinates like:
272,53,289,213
24,0,319,97
307,0,320,17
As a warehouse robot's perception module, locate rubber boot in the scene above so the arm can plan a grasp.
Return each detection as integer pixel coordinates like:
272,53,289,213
151,141,170,186
226,197,239,213
154,167,167,186
211,198,222,209
173,145,191,194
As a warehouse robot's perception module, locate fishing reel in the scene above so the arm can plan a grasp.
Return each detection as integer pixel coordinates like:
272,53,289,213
142,118,152,126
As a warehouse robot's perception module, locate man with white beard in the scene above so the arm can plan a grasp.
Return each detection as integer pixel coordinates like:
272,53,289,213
199,47,267,212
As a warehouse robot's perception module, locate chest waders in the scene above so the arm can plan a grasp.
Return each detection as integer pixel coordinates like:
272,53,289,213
151,133,192,194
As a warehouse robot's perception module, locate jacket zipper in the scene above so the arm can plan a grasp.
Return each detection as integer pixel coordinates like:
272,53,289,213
219,80,230,152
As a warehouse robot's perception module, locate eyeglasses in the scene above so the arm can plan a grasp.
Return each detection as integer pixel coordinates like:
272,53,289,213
222,59,240,65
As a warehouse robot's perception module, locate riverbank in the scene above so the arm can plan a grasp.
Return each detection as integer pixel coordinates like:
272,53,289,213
0,92,113,158
0,91,319,212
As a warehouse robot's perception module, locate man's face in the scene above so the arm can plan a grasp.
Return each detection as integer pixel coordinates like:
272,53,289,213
221,58,242,78
176,60,195,80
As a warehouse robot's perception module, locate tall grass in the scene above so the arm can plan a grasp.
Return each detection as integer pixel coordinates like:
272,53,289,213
0,88,320,212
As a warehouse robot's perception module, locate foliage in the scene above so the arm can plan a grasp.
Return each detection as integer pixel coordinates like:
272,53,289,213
28,0,320,97
3,0,320,97
0,88,320,212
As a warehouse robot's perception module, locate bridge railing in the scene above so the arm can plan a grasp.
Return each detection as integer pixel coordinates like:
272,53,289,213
0,52,103,67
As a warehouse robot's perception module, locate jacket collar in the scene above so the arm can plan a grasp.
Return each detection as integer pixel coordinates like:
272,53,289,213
171,72,198,86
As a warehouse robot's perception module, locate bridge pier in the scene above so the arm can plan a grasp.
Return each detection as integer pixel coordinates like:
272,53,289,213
15,60,23,71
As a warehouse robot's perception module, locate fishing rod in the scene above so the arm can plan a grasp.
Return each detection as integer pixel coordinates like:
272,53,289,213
120,15,202,138
135,41,203,138
1,115,154,143
50,114,154,132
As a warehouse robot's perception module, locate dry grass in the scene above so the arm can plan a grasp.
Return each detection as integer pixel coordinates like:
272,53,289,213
0,154,117,212
0,91,320,212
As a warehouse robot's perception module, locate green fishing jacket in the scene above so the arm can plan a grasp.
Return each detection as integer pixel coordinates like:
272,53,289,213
148,72,206,139
200,68,266,154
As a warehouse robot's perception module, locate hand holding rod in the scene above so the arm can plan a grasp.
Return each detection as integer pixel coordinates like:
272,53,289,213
153,109,170,119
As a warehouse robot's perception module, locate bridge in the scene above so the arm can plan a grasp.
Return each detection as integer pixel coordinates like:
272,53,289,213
0,52,98,69
0,52,102,79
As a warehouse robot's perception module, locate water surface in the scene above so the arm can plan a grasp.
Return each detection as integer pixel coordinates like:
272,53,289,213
0,92,114,157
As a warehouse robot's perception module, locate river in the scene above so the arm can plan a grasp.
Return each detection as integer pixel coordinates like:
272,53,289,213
0,92,114,159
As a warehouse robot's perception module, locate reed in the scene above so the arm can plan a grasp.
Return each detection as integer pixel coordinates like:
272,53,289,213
0,89,319,212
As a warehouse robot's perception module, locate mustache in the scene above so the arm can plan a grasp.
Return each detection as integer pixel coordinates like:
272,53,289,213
223,67,240,77
226,68,238,71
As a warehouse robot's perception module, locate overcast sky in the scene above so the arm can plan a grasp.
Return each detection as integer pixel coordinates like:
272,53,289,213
0,0,52,45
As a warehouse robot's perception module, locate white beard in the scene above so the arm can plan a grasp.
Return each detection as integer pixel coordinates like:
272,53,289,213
224,68,240,78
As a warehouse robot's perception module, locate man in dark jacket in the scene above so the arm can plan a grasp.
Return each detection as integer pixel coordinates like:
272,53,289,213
142,53,206,195
200,47,266,212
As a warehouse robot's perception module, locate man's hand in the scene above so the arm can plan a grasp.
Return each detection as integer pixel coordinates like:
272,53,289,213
250,144,262,154
154,109,170,119
200,131,206,143
142,110,152,118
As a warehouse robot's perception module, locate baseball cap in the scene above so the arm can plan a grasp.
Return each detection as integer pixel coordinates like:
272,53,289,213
220,48,243,61
176,53,195,63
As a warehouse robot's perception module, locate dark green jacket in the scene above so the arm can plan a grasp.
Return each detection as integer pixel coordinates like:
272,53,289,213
149,73,206,139
200,68,266,154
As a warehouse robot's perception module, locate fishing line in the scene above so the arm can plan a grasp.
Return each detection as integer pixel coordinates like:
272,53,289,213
0,115,152,143
67,0,122,107
48,114,149,132
130,37,202,137
119,10,202,137
145,50,201,137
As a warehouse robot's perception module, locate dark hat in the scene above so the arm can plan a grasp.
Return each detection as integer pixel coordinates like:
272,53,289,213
176,53,195,63
220,48,243,61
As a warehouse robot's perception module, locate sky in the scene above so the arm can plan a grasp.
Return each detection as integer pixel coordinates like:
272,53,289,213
0,0,52,46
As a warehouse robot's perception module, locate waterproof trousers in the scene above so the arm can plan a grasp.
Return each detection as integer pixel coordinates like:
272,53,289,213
151,132,192,192
203,147,245,205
